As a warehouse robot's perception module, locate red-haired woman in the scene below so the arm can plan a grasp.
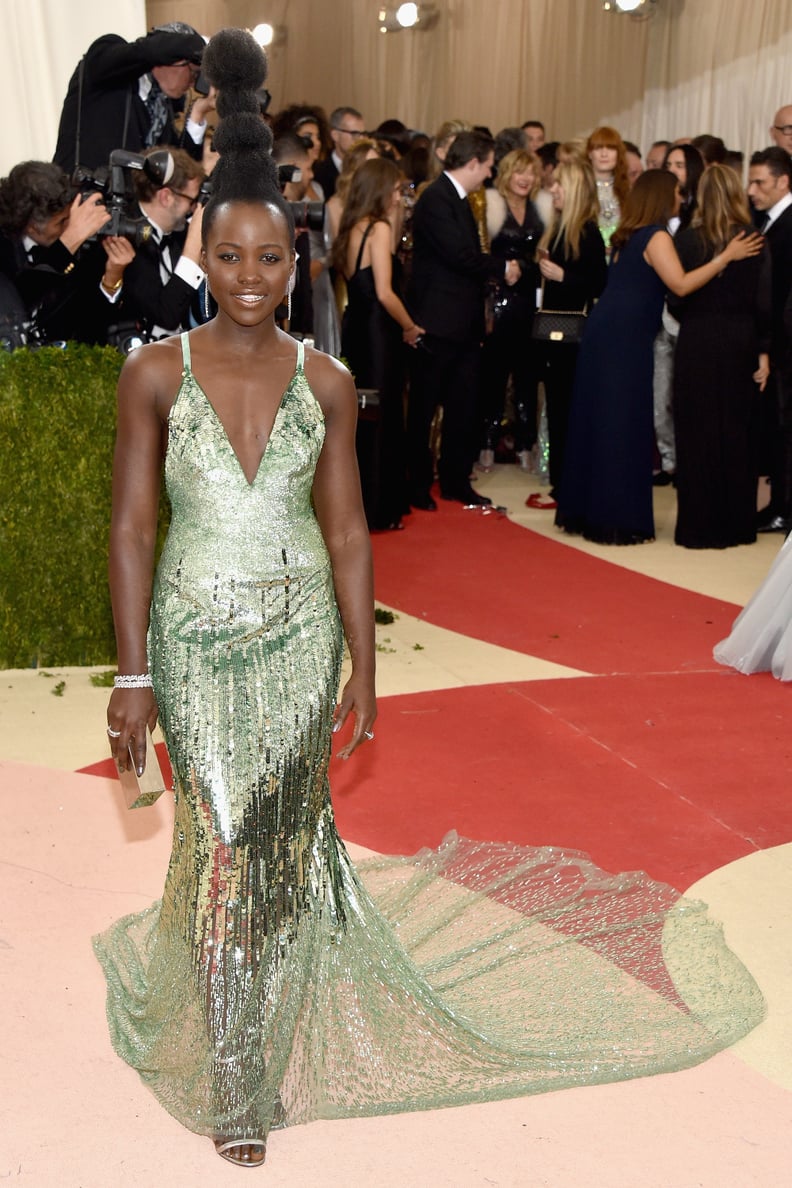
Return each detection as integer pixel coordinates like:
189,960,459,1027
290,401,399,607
586,125,630,258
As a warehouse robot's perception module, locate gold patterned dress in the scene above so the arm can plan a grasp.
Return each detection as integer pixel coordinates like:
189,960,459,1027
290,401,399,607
94,333,764,1143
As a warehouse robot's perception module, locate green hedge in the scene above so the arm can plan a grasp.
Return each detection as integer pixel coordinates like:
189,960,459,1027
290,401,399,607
0,345,167,668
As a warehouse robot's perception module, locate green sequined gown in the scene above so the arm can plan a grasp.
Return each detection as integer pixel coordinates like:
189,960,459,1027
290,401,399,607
94,334,763,1142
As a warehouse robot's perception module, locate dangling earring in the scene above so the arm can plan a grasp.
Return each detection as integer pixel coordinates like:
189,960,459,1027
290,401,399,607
203,280,212,321
285,265,296,323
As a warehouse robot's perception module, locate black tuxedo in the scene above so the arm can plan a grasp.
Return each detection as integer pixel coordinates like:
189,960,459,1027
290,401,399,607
313,156,339,200
759,204,792,521
118,218,196,336
0,230,111,344
54,31,204,172
406,174,502,498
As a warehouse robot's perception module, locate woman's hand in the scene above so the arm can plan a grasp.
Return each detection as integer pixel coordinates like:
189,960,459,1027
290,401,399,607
403,322,425,347
107,687,159,775
539,256,564,283
754,353,770,392
722,230,764,264
331,672,377,760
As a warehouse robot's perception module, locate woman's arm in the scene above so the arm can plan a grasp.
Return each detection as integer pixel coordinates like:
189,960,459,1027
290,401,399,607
368,221,425,346
106,345,168,774
645,227,764,298
308,352,376,759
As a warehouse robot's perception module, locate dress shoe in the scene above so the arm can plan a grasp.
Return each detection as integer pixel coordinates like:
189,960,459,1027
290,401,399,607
757,515,791,533
410,493,437,511
526,492,557,510
441,485,492,506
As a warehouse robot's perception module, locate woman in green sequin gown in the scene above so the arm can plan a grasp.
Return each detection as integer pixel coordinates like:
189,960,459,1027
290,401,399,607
95,30,764,1171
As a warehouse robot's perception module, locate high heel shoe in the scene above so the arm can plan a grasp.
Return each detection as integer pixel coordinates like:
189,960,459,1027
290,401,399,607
214,1137,267,1167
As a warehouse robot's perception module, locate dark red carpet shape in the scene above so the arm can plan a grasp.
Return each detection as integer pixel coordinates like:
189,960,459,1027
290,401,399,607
372,501,740,675
78,503,792,892
326,672,792,889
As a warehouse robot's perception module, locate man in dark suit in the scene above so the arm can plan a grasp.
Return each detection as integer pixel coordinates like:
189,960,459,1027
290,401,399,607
0,159,126,344
748,147,792,531
54,23,212,173
313,106,366,199
117,148,205,340
406,130,519,507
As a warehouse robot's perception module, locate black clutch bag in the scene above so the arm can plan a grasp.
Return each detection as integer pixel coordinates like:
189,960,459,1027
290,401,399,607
531,279,587,344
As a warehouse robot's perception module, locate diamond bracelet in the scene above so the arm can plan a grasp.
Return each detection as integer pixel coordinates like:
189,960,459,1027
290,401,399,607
114,674,153,688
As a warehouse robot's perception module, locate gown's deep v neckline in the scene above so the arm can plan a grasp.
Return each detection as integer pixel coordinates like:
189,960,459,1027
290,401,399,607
178,332,302,487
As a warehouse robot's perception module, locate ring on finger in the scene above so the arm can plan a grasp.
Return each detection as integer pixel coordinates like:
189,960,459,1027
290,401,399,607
106,726,122,738
364,730,375,741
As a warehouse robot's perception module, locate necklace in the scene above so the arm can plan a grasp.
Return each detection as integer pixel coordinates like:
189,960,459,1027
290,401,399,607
596,178,618,226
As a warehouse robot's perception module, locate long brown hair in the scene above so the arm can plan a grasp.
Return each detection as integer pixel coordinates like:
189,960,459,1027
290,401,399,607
587,125,630,207
537,160,599,261
332,157,402,275
610,169,677,252
334,137,380,205
691,163,753,252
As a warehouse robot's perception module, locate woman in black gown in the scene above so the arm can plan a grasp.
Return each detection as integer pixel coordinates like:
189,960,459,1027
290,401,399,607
671,164,771,548
535,160,607,504
556,170,763,545
479,149,545,469
334,158,424,530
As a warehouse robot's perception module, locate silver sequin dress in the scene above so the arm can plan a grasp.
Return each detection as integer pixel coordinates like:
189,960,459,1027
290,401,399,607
94,333,764,1143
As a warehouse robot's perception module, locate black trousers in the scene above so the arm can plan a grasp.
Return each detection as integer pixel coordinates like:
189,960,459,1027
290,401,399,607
407,334,481,498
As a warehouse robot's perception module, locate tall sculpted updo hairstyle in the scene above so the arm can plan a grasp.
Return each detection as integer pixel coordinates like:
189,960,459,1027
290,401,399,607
200,27,295,242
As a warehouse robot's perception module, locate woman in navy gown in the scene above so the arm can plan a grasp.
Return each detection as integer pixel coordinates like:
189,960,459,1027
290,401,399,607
556,170,763,545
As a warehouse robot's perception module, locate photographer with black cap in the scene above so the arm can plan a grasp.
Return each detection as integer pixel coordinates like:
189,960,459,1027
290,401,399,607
54,22,214,174
0,160,134,344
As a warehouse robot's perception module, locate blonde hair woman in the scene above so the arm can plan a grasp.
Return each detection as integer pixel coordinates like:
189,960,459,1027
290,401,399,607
671,163,771,548
479,150,545,469
533,159,608,502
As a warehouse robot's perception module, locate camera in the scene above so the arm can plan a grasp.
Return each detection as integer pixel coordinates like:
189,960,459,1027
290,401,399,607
73,149,164,247
275,165,324,232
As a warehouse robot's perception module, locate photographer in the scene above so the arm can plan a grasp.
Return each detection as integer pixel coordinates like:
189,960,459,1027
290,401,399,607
272,135,315,337
0,160,133,345
54,23,213,173
116,148,205,340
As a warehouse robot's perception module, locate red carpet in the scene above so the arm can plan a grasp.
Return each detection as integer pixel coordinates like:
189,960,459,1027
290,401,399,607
372,501,739,675
80,669,792,890
78,505,792,893
327,672,792,889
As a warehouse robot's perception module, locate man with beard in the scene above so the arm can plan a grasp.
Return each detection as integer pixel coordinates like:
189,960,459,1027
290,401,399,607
117,147,205,340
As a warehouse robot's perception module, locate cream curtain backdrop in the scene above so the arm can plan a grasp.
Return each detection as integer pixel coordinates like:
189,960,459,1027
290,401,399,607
145,0,792,150
1,1,792,175
0,1,145,174
642,0,792,158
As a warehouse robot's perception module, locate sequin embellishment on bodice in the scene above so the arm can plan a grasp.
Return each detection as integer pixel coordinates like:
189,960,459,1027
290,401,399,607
94,334,763,1143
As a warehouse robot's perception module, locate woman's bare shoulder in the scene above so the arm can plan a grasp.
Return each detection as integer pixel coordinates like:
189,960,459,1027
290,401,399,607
117,336,185,412
302,345,357,414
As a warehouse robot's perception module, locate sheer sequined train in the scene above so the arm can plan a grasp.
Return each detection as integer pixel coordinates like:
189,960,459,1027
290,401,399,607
94,334,764,1141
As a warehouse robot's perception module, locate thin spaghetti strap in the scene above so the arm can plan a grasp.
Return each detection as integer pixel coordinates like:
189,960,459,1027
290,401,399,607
352,220,376,276
296,339,304,371
180,331,191,372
